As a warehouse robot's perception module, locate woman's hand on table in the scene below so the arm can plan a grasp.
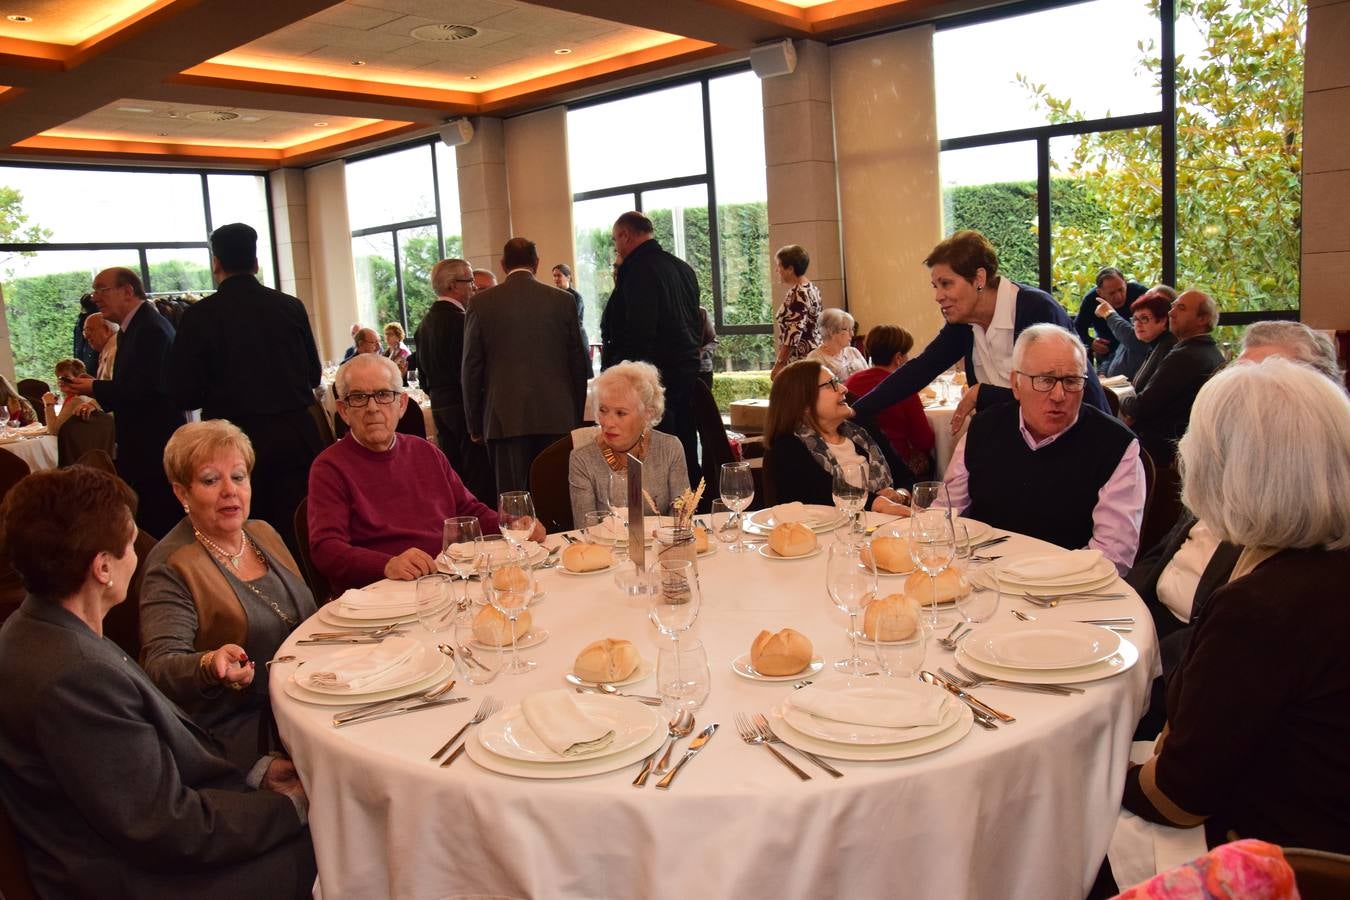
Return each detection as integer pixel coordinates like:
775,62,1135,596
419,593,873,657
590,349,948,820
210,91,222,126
871,489,912,517
950,384,979,434
384,547,437,581
528,519,547,543
203,643,254,690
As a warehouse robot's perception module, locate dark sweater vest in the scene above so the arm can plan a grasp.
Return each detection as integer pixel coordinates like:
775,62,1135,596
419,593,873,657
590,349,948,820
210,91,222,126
964,403,1134,550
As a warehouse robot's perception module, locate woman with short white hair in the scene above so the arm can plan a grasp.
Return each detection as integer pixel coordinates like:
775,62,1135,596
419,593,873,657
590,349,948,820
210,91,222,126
568,361,690,527
1121,357,1350,856
807,308,868,380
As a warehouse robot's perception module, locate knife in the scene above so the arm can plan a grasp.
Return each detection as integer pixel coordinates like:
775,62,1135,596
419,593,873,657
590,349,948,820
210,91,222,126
928,671,1015,723
330,676,458,721
332,696,468,728
655,722,718,790
298,637,386,645
969,535,1010,551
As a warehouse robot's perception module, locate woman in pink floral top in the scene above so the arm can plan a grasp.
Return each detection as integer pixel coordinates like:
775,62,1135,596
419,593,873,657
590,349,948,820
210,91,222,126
772,244,822,379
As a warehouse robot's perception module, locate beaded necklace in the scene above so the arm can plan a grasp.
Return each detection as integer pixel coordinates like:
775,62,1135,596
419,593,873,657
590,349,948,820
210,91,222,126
599,429,650,472
194,528,297,627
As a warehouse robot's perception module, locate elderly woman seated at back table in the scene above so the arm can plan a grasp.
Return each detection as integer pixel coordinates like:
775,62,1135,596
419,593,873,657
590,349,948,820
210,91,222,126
807,308,868,381
141,420,317,767
0,467,315,899
569,361,689,525
764,360,912,514
308,354,542,593
1119,358,1350,863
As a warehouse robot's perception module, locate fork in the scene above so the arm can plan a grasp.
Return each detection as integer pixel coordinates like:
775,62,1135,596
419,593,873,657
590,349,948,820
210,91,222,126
1010,609,1134,630
937,627,971,651
939,665,1077,696
951,659,1085,695
734,713,810,780
437,696,501,767
752,714,842,778
430,695,499,761
1024,592,1128,608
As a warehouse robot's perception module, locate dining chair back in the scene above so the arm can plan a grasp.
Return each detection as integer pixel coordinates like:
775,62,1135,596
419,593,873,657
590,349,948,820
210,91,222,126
308,402,335,448
15,379,49,426
56,411,116,467
1138,456,1181,560
0,799,37,900
1103,387,1121,418
292,497,333,605
1285,846,1350,900
72,448,118,475
529,435,575,534
0,448,31,505
397,400,426,439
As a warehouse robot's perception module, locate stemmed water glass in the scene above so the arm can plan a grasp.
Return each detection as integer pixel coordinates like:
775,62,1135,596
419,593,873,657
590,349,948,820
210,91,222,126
648,559,701,649
909,506,957,628
719,462,754,553
497,491,537,548
441,516,483,606
831,461,868,540
482,545,538,675
825,541,879,675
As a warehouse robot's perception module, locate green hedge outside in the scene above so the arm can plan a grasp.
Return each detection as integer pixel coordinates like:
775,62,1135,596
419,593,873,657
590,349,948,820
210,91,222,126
711,371,771,413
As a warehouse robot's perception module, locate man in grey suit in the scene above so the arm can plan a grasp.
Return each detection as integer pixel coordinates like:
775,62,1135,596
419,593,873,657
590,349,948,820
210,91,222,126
462,237,589,493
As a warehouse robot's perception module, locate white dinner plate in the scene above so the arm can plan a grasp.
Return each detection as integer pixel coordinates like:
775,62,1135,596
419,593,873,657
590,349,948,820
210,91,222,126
871,516,992,545
555,560,619,577
281,655,453,707
963,621,1122,670
756,543,823,562
316,600,444,628
954,638,1140,685
782,684,959,745
768,703,974,761
969,566,1119,598
992,552,1117,588
437,541,550,573
477,695,661,763
299,638,441,696
584,517,676,546
471,627,549,651
730,653,825,682
746,505,844,535
564,656,654,688
466,719,667,780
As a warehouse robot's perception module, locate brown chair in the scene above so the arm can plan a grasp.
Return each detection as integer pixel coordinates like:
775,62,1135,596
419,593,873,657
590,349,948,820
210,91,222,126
692,380,736,511
16,379,48,427
292,497,333,605
0,448,31,505
1138,445,1157,524
1285,846,1350,900
0,798,38,900
55,411,116,467
1139,457,1182,558
1103,387,1121,418
529,434,575,533
72,448,118,475
309,402,335,448
102,528,157,662
397,400,426,439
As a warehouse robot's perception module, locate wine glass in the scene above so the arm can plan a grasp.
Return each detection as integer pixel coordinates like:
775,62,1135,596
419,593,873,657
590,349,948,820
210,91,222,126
441,516,482,606
910,481,950,514
825,542,879,675
497,491,537,548
608,470,628,526
648,559,701,649
657,640,711,714
414,574,455,638
937,367,959,404
719,462,754,553
482,545,538,675
0,406,9,437
956,560,1001,625
910,508,957,629
831,461,868,540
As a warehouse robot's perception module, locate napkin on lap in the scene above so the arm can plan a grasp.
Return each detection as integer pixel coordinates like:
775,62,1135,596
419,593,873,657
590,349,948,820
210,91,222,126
307,639,418,691
1001,549,1104,583
521,689,616,757
786,685,946,728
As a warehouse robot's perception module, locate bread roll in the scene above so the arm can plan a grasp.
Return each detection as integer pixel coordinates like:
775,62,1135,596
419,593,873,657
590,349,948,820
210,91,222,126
694,525,710,554
490,565,531,592
769,521,817,558
472,604,532,646
863,594,922,641
863,535,914,573
901,566,971,603
750,628,814,676
561,543,614,573
573,638,640,683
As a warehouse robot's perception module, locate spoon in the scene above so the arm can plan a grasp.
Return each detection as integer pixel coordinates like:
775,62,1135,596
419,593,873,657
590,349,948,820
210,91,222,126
265,655,298,668
634,709,694,787
569,680,664,706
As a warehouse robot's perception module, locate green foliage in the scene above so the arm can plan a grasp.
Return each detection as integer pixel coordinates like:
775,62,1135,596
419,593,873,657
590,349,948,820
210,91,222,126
0,186,52,271
353,232,448,346
711,370,772,413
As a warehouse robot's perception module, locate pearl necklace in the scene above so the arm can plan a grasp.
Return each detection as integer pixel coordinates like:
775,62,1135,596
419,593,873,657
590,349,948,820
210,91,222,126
194,528,297,627
194,528,247,570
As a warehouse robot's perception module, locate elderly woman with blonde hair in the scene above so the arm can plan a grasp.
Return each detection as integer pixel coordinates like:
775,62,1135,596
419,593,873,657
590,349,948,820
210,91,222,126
141,420,317,767
807,308,868,380
569,360,690,526
1120,357,1350,858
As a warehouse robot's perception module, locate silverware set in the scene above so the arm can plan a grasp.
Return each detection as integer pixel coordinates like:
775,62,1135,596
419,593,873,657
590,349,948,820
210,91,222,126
430,696,500,768
299,623,406,645
918,670,1010,729
939,664,1081,696
1010,609,1134,631
734,712,843,780
331,677,465,727
634,710,695,787
655,723,718,790
1023,592,1128,608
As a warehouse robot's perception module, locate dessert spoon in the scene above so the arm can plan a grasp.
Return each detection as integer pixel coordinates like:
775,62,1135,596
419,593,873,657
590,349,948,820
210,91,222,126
633,710,694,786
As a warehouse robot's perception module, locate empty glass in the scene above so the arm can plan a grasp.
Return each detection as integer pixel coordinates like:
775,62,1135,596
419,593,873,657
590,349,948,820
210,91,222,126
608,470,629,527
910,508,957,628
709,500,741,546
825,542,879,675
719,462,754,553
874,625,929,680
441,516,482,605
657,639,711,713
955,560,1001,624
452,612,501,686
414,574,455,638
831,461,868,539
649,558,701,647
482,545,538,675
497,491,537,547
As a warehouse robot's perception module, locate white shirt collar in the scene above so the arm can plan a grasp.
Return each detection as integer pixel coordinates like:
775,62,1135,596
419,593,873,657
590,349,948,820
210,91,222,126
991,278,1017,331
1017,408,1080,450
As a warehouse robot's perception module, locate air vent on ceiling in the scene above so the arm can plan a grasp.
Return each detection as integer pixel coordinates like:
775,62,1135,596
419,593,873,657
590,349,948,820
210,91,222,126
186,110,240,123
410,23,478,42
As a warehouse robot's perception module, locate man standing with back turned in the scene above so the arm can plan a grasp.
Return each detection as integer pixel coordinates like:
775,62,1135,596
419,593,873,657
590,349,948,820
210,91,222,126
168,223,324,553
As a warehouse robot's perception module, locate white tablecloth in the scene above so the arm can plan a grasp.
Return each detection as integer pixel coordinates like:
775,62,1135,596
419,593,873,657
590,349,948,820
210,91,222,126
0,431,57,472
273,517,1158,900
923,400,968,479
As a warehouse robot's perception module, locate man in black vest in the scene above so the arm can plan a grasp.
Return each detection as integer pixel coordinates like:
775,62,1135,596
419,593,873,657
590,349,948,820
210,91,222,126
944,324,1146,573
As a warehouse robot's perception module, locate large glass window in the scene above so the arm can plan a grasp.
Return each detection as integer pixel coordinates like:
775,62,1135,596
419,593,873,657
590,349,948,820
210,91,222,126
1,163,277,382
567,68,772,374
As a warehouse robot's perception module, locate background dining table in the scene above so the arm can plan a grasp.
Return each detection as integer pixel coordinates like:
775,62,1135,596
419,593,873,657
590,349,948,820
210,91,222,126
272,514,1159,900
0,426,57,472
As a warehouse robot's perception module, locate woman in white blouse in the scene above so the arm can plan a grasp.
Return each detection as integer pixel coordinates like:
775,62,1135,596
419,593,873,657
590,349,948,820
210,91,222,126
807,308,868,380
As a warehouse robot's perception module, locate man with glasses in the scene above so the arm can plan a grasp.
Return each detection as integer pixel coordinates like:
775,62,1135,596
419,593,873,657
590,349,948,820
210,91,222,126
414,258,494,503
942,324,1145,573
306,355,540,593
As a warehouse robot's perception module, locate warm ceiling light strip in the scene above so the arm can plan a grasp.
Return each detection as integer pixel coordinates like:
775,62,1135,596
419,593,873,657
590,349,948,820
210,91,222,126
800,0,922,26
0,0,182,67
0,35,68,67
174,63,479,111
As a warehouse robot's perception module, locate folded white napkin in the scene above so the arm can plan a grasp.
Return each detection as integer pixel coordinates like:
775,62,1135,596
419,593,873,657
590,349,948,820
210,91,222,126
1100,375,1131,388
786,684,946,729
307,638,418,691
335,587,418,614
521,689,616,757
1000,549,1105,583
772,502,809,523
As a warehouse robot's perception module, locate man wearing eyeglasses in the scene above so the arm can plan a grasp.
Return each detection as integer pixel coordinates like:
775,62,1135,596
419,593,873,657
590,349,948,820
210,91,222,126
943,324,1145,573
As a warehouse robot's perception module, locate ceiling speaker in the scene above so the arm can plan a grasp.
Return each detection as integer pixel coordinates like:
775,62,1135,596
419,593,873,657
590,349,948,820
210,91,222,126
750,39,796,79
439,118,475,147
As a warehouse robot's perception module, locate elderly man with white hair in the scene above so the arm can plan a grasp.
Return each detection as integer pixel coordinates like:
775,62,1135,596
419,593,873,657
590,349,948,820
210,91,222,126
943,323,1146,573
307,354,541,594
1238,320,1344,385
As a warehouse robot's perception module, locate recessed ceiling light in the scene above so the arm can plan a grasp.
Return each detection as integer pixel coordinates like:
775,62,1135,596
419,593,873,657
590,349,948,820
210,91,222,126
467,75,479,81
156,131,169,136
351,59,366,66
313,122,328,127
166,111,179,118
116,106,153,114
554,48,572,55
6,15,32,23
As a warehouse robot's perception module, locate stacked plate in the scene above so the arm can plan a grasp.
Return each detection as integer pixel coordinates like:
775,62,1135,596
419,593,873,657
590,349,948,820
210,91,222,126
873,515,992,545
978,549,1119,597
955,621,1140,685
437,540,550,574
316,582,443,627
282,637,453,706
768,681,974,761
745,504,843,535
465,695,666,778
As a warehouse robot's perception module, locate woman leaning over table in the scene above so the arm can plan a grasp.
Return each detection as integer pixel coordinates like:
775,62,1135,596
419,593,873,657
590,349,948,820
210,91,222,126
140,420,317,768
771,244,822,379
1119,358,1350,858
807,308,868,381
568,360,689,527
764,360,911,515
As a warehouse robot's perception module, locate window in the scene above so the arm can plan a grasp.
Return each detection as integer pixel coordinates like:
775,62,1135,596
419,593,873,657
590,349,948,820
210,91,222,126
567,68,773,372
345,140,456,342
0,163,276,381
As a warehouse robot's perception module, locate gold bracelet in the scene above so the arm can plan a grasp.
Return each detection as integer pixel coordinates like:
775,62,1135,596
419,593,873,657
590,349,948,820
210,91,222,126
199,650,217,682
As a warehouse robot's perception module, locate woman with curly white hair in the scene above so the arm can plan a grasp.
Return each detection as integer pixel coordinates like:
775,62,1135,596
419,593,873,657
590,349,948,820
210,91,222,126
807,308,868,380
568,361,690,526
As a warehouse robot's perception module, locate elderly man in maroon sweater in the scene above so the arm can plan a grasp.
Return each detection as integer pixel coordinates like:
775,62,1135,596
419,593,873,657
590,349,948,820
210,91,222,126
307,354,543,593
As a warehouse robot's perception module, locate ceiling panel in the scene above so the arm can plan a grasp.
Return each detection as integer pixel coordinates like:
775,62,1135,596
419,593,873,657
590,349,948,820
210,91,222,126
0,0,160,45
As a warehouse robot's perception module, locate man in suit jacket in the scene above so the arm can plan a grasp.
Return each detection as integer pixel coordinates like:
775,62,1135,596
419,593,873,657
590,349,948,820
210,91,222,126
415,257,495,502
1124,289,1226,467
67,267,185,537
167,224,324,554
462,238,589,493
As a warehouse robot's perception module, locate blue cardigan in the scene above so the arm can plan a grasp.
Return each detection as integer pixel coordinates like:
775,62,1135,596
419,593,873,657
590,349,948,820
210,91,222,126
851,283,1111,419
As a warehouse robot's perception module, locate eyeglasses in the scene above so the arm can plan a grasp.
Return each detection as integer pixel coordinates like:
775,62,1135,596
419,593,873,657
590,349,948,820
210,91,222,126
342,389,401,407
453,277,475,284
818,376,843,391
1017,372,1087,393
1131,316,1156,325
91,285,116,294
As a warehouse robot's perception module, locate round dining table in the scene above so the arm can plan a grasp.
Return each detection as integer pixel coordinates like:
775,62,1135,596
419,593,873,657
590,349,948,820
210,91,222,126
272,515,1158,900
0,430,57,472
